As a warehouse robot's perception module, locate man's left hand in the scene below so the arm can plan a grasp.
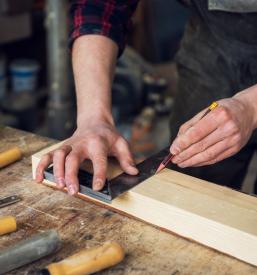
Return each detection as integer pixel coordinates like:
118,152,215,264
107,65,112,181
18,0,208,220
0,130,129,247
170,95,256,168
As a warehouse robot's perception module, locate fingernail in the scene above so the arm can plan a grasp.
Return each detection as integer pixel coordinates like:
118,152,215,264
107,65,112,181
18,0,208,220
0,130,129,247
178,163,186,168
68,185,75,195
170,145,180,155
35,172,42,183
94,179,103,191
57,178,65,187
129,166,138,175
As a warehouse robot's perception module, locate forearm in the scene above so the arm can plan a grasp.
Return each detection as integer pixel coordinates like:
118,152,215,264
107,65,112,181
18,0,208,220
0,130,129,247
233,84,257,129
72,35,118,127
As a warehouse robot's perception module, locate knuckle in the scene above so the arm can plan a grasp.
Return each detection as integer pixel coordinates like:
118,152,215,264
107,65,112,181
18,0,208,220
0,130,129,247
54,149,66,158
233,144,241,152
65,170,76,180
121,157,133,166
197,140,207,152
36,165,43,174
218,106,231,121
94,156,107,165
208,158,219,165
232,133,241,144
179,124,187,134
41,153,51,162
119,138,130,149
87,134,102,144
227,121,239,134
203,149,215,160
178,136,189,149
65,154,78,164
53,165,63,175
189,127,203,141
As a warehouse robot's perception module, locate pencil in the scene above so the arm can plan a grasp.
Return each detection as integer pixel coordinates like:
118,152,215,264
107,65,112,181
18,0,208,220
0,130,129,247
155,101,218,174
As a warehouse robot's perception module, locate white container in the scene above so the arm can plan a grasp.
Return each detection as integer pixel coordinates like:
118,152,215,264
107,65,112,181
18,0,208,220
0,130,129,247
10,59,40,93
0,55,6,99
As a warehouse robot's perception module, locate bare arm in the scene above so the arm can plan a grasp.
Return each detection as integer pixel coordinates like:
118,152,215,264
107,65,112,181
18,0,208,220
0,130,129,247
74,35,117,127
36,35,138,194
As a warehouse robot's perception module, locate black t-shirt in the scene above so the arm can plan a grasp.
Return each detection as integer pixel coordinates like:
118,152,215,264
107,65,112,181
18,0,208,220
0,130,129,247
191,0,257,45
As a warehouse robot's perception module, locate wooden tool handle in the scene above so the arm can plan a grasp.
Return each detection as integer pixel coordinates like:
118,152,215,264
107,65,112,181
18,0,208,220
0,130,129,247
0,216,17,236
0,147,22,168
47,241,125,275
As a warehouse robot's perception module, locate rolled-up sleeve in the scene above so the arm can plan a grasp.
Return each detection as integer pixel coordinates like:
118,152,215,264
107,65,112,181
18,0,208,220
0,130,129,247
69,0,139,56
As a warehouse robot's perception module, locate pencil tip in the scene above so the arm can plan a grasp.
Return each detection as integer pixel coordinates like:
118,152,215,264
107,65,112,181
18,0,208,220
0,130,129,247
155,164,165,174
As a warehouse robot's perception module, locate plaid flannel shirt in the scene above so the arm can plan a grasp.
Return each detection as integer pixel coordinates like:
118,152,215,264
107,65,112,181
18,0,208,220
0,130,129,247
69,0,139,56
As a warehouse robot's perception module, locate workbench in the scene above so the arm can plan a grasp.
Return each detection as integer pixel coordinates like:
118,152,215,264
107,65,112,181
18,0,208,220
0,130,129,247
0,127,256,275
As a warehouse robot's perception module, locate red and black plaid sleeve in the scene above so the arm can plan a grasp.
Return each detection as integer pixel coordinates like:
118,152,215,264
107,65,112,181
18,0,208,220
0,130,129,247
69,0,139,57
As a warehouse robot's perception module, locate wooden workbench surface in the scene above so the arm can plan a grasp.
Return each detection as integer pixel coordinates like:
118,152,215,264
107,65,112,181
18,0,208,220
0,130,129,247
0,127,256,275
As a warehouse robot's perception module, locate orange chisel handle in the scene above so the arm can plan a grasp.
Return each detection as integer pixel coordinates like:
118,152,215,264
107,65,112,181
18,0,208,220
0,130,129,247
0,147,22,168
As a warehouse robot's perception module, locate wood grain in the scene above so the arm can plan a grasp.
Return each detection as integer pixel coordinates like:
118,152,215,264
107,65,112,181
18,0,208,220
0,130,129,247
32,140,257,267
0,127,256,274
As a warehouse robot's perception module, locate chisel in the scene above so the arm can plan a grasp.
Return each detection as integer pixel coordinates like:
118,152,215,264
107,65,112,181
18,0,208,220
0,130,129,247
0,230,61,274
0,216,17,236
0,147,22,168
31,241,125,275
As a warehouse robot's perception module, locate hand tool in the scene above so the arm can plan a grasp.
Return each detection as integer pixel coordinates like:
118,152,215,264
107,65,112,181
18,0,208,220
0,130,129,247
0,146,22,168
44,147,169,204
0,230,61,274
155,101,219,174
31,241,125,275
44,102,219,204
0,216,17,236
0,195,21,208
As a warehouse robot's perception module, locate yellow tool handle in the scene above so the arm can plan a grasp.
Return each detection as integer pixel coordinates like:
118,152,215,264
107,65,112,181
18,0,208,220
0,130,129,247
0,216,17,236
0,147,22,168
47,241,125,275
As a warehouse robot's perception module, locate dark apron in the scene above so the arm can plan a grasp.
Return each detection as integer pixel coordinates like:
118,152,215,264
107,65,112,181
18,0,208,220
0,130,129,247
182,0,257,13
169,0,257,191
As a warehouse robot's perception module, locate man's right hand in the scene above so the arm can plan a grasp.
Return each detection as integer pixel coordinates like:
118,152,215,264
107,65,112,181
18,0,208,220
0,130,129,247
35,119,138,195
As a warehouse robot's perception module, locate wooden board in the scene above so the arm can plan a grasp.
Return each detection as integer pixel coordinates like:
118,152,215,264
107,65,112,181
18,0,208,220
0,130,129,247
1,127,257,274
32,141,257,267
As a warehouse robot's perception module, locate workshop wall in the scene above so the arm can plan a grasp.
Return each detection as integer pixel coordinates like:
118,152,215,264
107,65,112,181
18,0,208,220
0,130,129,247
0,0,189,158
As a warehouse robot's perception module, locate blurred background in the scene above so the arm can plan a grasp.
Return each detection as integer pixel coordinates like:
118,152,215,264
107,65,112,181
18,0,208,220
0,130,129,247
0,0,189,161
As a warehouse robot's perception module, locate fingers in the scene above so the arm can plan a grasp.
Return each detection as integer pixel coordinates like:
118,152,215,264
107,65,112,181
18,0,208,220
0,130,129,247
91,153,108,191
113,138,138,176
174,134,240,168
177,108,208,136
53,145,72,188
35,126,139,195
193,146,240,167
35,152,53,183
85,136,109,191
172,122,239,165
36,143,82,195
64,152,81,195
170,106,229,155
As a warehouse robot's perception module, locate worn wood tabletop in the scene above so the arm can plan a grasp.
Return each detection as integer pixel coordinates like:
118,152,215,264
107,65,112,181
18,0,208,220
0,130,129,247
0,127,256,275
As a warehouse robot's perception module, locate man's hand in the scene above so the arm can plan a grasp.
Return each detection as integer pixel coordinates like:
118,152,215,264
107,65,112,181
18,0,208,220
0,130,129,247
35,35,140,195
35,119,138,195
170,86,257,168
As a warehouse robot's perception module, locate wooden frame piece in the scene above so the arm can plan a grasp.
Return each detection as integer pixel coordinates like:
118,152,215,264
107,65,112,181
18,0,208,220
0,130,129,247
32,142,257,266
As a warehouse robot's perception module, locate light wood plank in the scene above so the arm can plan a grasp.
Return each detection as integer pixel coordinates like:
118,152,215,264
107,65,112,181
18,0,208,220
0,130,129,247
32,142,257,266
